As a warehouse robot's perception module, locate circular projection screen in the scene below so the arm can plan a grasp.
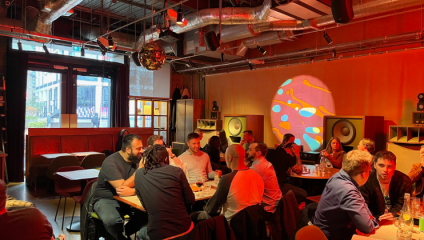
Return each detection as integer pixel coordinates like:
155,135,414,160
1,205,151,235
270,76,335,151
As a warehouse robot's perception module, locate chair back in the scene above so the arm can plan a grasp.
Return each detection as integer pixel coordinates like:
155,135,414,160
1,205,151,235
46,155,79,179
54,166,85,197
295,225,327,240
80,154,106,169
230,205,268,240
281,190,301,239
192,215,235,240
171,148,180,157
78,179,97,204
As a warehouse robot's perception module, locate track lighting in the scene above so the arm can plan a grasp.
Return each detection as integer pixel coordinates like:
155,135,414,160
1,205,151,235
176,5,183,24
43,44,49,54
323,31,333,45
17,40,22,51
332,49,336,58
248,62,253,70
257,45,266,55
220,52,224,62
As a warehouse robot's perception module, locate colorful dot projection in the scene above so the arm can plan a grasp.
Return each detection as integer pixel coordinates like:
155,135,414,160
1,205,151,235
271,76,335,151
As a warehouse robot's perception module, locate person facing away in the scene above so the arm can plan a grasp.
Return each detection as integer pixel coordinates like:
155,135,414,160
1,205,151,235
92,134,146,240
272,133,307,204
357,138,376,155
0,180,66,240
179,132,215,183
114,129,129,152
408,145,424,198
314,150,378,240
135,145,195,240
360,151,412,221
320,137,346,169
246,142,282,214
240,130,254,153
191,144,264,222
217,129,229,154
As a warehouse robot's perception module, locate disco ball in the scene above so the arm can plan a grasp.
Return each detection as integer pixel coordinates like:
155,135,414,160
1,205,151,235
138,42,166,71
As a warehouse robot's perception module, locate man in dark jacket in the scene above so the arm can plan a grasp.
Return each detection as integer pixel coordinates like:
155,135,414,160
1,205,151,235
360,150,412,221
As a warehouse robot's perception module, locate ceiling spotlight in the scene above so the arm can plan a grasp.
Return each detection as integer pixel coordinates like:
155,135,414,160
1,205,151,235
323,31,333,45
108,35,114,48
332,48,336,58
220,52,224,62
248,62,253,70
96,39,108,54
43,44,49,54
229,0,240,6
257,45,266,55
176,5,183,24
17,40,22,51
81,46,85,57
131,52,141,66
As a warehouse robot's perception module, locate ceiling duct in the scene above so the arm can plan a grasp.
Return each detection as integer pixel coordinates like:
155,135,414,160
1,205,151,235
32,0,83,43
135,0,272,52
79,25,135,49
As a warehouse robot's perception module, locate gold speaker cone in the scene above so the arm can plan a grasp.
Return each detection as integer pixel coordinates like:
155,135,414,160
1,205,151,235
332,120,356,145
228,118,243,136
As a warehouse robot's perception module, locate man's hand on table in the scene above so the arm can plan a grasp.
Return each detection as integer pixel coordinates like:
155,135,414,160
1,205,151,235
116,186,135,196
378,212,394,222
292,165,302,175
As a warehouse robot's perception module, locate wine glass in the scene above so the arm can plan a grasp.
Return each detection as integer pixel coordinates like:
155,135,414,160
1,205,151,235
196,176,204,196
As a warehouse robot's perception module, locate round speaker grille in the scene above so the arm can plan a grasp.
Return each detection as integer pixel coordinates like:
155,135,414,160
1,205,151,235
331,119,356,145
228,117,243,136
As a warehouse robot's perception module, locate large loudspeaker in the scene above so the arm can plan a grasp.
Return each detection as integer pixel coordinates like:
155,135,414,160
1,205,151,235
324,116,384,152
223,115,264,143
331,0,354,24
204,31,220,51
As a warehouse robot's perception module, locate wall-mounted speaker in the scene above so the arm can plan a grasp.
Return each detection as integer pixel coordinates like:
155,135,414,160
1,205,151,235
211,111,221,119
224,115,264,143
413,112,424,125
324,116,384,152
204,31,220,51
331,0,354,24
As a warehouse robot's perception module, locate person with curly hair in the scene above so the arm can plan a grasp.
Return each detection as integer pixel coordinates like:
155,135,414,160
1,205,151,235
135,145,195,240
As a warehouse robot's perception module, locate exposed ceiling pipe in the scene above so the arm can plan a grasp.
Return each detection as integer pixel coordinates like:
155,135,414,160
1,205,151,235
32,0,84,43
79,25,135,49
135,0,271,51
176,30,422,73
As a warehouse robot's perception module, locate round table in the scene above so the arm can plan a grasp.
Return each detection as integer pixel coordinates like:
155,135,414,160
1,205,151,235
290,167,340,180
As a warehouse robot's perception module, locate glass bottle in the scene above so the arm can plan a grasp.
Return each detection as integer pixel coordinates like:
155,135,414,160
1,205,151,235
399,193,412,232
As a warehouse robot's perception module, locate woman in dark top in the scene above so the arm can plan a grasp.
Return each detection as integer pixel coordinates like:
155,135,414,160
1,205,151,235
321,137,346,169
217,129,229,154
135,145,195,240
115,129,129,152
203,136,221,166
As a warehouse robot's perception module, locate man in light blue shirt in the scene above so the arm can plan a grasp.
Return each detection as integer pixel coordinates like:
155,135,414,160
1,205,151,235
314,150,378,240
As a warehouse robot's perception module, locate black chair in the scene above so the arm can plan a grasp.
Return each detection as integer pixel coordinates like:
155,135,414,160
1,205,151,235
230,205,269,240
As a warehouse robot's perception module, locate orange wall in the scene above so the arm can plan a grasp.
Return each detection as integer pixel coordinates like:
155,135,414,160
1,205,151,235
206,47,424,148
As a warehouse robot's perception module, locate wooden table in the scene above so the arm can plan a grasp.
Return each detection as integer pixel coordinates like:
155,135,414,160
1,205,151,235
56,168,99,232
354,223,424,239
290,166,339,180
114,182,217,211
70,151,102,157
56,169,99,180
41,153,73,159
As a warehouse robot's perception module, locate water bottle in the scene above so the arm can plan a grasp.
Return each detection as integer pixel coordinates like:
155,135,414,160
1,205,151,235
399,193,412,232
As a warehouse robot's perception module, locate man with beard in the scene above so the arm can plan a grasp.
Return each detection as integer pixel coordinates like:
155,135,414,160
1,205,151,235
246,142,282,215
92,134,147,240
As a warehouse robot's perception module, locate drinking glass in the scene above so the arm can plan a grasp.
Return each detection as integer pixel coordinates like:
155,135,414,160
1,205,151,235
412,197,421,217
397,228,412,240
195,177,204,196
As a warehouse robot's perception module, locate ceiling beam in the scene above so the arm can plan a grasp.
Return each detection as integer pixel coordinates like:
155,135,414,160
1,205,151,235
116,0,162,11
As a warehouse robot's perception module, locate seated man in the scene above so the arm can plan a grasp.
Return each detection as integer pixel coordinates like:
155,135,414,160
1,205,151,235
147,134,186,174
314,150,378,240
92,134,146,240
0,180,65,240
361,151,412,221
182,128,204,152
408,145,424,198
179,132,215,183
246,142,282,215
135,144,195,240
240,130,255,152
192,144,264,222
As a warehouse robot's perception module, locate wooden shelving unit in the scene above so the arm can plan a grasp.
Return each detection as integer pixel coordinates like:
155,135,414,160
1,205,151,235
389,125,424,144
197,119,222,130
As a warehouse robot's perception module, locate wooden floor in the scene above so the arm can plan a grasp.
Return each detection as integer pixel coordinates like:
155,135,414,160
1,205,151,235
7,182,83,240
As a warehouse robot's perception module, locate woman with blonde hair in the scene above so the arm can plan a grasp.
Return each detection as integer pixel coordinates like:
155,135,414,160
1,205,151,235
321,137,346,169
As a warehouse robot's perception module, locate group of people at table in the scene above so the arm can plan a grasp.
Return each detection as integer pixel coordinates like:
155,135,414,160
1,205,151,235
2,128,424,240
